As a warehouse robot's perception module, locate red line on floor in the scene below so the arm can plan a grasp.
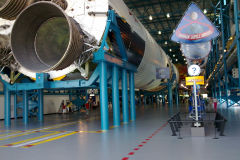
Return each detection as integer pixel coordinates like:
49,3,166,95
121,122,168,160
24,145,33,148
128,152,135,155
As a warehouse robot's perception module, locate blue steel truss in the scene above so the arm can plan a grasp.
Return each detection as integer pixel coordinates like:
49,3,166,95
0,10,137,130
205,0,240,108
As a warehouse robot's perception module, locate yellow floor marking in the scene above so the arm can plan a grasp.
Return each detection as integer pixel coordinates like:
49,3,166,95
78,130,105,133
38,131,60,133
0,131,23,137
24,121,77,132
0,122,78,141
0,132,39,141
1,132,61,147
22,131,77,148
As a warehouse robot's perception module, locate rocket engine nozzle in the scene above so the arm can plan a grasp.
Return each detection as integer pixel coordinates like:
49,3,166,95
0,0,29,20
11,1,84,73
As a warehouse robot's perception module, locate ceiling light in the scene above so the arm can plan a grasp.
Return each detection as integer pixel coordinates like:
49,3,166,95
149,15,153,21
165,41,168,45
166,13,170,18
173,54,175,57
204,9,207,14
169,49,172,52
176,59,178,61
158,31,161,35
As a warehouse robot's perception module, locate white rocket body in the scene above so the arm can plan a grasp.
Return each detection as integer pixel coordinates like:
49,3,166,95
1,0,179,91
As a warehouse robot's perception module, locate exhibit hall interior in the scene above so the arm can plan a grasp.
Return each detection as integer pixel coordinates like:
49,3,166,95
0,0,239,160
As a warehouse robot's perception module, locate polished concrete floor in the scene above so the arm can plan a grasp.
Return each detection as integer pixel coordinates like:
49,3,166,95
0,103,239,160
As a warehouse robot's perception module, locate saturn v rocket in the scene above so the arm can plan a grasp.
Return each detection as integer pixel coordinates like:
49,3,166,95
0,0,179,91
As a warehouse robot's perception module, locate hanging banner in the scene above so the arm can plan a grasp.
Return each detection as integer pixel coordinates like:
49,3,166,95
171,2,219,44
185,76,204,85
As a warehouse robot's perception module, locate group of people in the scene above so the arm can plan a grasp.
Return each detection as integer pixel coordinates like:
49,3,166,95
59,100,73,114
59,98,96,114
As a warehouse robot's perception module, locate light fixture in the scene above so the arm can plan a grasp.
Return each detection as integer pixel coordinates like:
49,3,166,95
173,54,175,57
173,29,175,33
166,13,170,18
184,58,186,60
204,9,207,14
149,15,153,21
185,62,187,64
169,49,172,52
224,49,227,52
158,31,161,35
176,59,178,61
165,41,168,45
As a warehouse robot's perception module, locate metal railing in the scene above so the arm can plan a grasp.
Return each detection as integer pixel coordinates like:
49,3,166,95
168,112,227,139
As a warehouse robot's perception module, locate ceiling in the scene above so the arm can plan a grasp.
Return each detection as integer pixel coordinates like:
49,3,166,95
123,0,219,64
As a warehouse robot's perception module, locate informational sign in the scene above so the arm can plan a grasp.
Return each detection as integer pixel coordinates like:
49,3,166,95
185,76,204,85
171,2,219,44
156,67,170,79
188,64,201,76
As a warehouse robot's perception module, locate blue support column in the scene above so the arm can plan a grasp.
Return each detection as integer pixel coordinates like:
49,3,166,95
23,90,29,125
218,74,222,101
99,61,109,130
233,0,240,87
211,83,214,97
38,89,44,122
144,95,146,105
129,72,136,121
4,86,11,127
138,92,141,105
168,83,173,107
162,94,165,105
220,1,229,107
122,69,129,123
112,65,120,126
214,77,217,98
14,93,17,119
175,85,179,106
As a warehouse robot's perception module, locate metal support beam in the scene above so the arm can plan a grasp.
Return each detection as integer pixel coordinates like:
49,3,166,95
220,1,229,107
23,90,29,125
112,65,120,126
129,72,136,121
162,94,165,105
38,89,44,122
214,77,217,98
122,69,129,123
99,61,109,130
218,74,222,101
233,0,240,87
138,92,141,105
14,93,17,119
168,83,173,107
4,86,11,127
175,84,179,106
